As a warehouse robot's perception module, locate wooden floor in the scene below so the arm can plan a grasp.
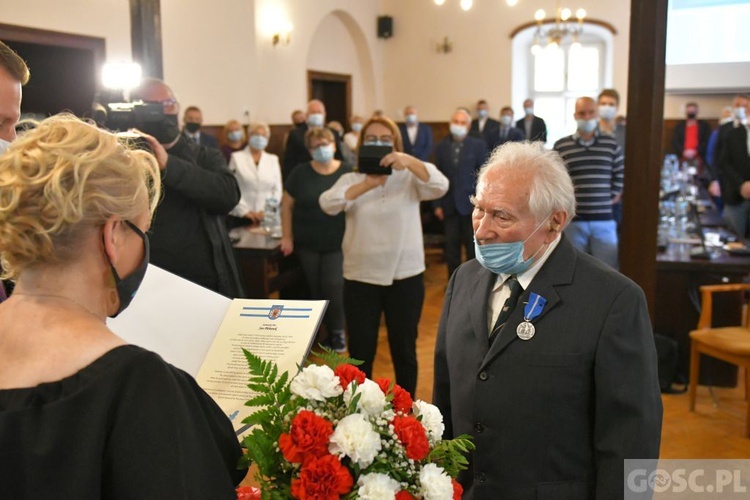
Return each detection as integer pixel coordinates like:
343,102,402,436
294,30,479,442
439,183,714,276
368,255,750,458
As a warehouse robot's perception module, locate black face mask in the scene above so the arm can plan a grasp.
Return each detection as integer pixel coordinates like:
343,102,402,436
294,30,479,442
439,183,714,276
687,112,697,119
140,114,181,145
184,122,201,134
105,220,149,318
294,122,307,129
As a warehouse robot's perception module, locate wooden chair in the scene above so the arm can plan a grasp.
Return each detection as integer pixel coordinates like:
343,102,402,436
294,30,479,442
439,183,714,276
688,284,750,437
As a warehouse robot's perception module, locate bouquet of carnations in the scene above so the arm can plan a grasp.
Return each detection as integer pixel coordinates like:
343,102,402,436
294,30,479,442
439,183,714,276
238,348,474,499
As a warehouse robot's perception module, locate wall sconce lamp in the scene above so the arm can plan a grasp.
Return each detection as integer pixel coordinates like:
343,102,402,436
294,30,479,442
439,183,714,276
436,37,453,54
272,21,293,46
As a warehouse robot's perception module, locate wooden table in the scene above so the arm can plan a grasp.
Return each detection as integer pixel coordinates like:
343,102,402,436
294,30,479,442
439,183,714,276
654,245,750,386
230,226,305,299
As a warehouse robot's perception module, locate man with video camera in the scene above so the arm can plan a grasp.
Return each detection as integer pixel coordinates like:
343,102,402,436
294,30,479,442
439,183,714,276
125,78,244,298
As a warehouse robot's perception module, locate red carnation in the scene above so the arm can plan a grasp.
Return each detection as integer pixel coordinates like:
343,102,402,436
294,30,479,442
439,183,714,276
393,415,430,461
236,486,261,500
396,490,416,500
377,378,414,414
334,364,366,389
279,411,334,464
290,454,354,499
452,479,464,499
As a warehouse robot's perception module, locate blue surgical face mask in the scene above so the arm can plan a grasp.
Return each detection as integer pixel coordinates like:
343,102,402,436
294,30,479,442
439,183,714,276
577,118,598,134
227,130,244,143
473,215,551,275
105,221,149,318
524,107,534,116
307,113,325,128
249,134,268,150
450,124,468,139
312,144,335,163
500,115,513,127
352,122,363,133
405,113,418,125
598,105,617,121
478,109,488,119
735,107,747,122
0,138,10,155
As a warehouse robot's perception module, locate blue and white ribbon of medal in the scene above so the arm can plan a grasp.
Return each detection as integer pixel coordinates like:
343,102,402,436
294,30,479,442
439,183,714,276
517,292,546,340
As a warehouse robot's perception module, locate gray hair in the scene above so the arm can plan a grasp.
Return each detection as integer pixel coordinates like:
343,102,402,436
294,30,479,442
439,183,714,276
478,141,576,223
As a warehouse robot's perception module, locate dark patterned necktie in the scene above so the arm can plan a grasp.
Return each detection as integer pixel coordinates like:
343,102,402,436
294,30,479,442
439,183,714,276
489,277,522,345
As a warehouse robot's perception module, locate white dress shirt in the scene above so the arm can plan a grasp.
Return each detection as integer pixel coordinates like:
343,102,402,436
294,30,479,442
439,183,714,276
228,148,282,217
478,117,488,133
487,234,561,332
406,124,418,145
319,163,449,286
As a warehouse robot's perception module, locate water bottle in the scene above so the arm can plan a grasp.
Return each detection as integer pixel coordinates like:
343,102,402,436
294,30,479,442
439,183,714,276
262,189,280,234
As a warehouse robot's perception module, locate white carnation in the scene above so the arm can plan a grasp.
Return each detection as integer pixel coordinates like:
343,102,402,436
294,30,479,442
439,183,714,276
344,379,392,418
290,364,343,401
413,400,445,445
329,413,382,468
419,463,454,500
357,472,401,499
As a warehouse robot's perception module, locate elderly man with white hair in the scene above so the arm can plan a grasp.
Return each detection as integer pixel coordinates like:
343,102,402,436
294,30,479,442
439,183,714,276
433,141,662,499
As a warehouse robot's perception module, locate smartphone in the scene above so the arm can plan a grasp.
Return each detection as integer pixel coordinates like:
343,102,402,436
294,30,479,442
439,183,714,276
357,145,392,175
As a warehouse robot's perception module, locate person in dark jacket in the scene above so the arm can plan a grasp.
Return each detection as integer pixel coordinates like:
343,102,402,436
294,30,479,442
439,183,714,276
130,78,244,298
433,108,487,279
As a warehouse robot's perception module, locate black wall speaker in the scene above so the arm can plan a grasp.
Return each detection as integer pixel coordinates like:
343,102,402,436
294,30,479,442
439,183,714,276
377,16,393,39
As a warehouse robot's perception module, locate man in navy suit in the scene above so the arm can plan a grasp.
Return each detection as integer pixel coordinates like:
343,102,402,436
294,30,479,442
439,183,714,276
433,108,487,279
182,106,219,149
398,105,433,161
491,106,525,152
516,98,547,143
434,142,662,499
469,99,500,150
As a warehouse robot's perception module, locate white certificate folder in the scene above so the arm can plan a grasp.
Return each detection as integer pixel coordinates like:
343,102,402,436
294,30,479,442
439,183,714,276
108,264,327,435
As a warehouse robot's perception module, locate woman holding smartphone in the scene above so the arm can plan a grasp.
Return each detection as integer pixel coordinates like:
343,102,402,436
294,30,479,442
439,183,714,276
319,116,448,396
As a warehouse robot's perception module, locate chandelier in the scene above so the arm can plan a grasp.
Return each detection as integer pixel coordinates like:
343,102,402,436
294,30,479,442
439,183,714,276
531,1,587,54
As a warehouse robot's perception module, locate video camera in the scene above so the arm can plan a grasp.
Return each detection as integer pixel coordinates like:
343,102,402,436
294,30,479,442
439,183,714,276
91,101,165,133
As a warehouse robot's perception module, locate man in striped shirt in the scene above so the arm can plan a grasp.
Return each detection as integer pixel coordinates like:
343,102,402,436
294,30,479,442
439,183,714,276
553,97,624,269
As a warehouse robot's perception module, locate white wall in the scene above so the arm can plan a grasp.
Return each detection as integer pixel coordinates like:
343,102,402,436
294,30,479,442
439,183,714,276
306,11,376,120
0,0,131,62
0,0,743,125
249,0,383,125
380,0,631,122
0,0,383,126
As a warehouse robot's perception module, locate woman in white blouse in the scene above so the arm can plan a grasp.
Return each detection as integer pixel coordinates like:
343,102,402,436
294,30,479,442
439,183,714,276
319,116,449,396
229,122,281,224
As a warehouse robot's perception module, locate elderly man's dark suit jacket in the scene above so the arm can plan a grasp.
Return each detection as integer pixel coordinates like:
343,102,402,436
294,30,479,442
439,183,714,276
433,235,662,499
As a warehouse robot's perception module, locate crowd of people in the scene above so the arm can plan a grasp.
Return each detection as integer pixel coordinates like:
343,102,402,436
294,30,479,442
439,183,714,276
669,95,750,241
12,33,742,496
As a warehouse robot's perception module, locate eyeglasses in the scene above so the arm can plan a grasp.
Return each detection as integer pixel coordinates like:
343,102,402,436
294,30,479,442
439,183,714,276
363,134,394,144
144,99,178,112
